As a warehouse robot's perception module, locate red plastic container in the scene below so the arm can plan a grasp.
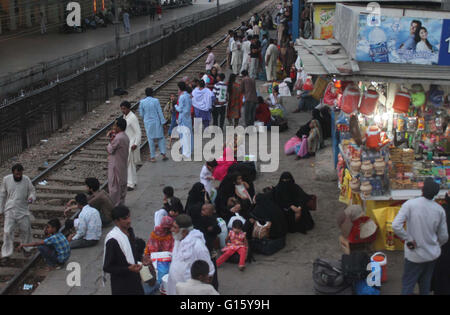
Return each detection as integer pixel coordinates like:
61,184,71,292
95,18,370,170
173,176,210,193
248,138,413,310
359,89,379,115
371,253,388,283
341,85,361,114
393,92,411,113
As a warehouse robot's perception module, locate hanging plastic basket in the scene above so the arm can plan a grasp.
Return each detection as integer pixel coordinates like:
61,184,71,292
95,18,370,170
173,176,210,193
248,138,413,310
393,91,411,114
359,87,379,116
341,85,361,114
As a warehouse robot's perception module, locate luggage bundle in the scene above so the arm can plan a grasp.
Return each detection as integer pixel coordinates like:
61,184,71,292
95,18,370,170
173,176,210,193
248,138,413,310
313,252,380,295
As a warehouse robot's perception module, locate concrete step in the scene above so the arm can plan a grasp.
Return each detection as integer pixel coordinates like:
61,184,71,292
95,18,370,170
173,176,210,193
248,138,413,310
46,176,85,184
36,185,86,194
36,193,74,201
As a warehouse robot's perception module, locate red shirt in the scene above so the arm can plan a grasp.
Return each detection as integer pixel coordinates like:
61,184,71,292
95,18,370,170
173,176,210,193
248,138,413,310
256,102,271,124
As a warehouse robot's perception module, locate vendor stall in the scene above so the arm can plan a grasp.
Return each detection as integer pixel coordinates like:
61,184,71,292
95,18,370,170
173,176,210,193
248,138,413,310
294,3,450,251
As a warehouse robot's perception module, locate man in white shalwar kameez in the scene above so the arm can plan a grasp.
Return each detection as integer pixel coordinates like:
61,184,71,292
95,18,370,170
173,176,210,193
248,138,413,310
0,164,36,258
231,35,243,75
120,101,141,191
167,215,215,295
265,39,279,82
240,36,251,74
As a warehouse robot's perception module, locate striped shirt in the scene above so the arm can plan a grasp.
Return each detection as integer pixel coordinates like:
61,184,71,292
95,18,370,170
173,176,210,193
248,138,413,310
213,81,228,107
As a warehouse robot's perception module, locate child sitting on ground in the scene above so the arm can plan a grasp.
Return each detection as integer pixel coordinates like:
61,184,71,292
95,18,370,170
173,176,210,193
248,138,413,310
18,219,70,269
235,175,253,204
200,160,218,201
216,220,248,271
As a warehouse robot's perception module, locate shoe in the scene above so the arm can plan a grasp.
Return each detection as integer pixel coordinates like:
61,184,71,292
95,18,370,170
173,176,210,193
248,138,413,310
150,158,156,163
162,155,169,161
127,187,134,191
292,109,301,113
238,265,245,271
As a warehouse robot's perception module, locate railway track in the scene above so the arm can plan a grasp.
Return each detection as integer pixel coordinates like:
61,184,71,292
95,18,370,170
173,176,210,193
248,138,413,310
0,0,276,295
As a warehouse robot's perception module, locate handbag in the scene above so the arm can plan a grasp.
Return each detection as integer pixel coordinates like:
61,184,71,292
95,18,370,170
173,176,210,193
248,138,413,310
252,221,272,240
306,194,317,211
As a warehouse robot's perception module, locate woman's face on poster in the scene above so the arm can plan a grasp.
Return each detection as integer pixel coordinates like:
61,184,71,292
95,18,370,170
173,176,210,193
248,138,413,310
419,28,428,40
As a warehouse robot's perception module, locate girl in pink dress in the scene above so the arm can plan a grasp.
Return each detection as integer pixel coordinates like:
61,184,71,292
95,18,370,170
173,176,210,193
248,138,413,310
216,220,248,271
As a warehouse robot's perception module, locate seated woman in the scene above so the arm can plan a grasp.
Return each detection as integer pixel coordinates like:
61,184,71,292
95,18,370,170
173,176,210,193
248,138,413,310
255,96,271,126
272,172,315,234
185,182,211,225
337,205,377,254
144,216,175,259
143,216,174,295
214,172,240,222
266,86,287,119
250,192,288,240
213,144,237,181
306,120,321,158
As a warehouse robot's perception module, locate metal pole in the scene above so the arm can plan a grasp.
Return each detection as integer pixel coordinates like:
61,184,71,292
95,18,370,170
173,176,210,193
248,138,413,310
217,0,219,15
292,0,300,41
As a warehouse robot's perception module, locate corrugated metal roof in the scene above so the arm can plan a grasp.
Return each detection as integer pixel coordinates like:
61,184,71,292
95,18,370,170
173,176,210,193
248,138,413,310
295,38,450,85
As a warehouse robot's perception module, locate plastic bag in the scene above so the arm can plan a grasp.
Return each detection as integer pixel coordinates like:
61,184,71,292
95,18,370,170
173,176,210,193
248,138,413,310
217,217,228,248
284,136,302,155
151,251,172,284
302,77,314,91
295,135,308,158
323,82,338,106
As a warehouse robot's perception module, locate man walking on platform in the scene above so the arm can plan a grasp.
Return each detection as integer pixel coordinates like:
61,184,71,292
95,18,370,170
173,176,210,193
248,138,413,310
240,70,258,127
107,118,130,206
120,101,141,191
265,38,279,82
139,88,168,162
0,164,36,259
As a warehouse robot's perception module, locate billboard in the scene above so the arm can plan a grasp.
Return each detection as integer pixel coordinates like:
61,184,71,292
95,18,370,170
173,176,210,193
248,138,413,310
356,14,450,66
313,5,335,40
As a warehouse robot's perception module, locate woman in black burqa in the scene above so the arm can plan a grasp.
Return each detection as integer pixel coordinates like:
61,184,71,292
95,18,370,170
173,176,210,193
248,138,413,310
250,192,288,240
272,172,315,234
185,182,211,225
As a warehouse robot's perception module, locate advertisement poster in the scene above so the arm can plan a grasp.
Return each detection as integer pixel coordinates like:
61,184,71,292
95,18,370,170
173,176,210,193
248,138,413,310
313,5,335,40
356,14,450,65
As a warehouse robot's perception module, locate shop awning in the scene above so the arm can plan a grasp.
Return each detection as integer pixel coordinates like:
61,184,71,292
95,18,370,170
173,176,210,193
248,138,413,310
295,38,450,85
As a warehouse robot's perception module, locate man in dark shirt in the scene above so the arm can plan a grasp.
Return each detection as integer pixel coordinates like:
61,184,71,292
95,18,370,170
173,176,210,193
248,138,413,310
103,205,144,295
249,35,261,79
240,70,258,127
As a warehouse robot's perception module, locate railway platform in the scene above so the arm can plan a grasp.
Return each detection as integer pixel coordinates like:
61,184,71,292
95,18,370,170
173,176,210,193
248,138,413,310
33,84,405,295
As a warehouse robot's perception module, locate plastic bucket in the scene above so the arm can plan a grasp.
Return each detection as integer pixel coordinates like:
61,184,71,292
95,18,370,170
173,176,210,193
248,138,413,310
371,252,387,283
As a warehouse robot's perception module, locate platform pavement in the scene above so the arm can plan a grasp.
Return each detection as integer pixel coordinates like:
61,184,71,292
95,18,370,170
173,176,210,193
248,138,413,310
0,0,241,76
33,77,406,295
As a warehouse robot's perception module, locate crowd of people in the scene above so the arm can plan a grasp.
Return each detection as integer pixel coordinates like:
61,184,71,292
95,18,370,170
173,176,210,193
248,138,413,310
0,1,448,296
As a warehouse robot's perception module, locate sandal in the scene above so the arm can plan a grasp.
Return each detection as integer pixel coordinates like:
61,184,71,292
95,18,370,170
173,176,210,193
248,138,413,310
150,158,156,163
